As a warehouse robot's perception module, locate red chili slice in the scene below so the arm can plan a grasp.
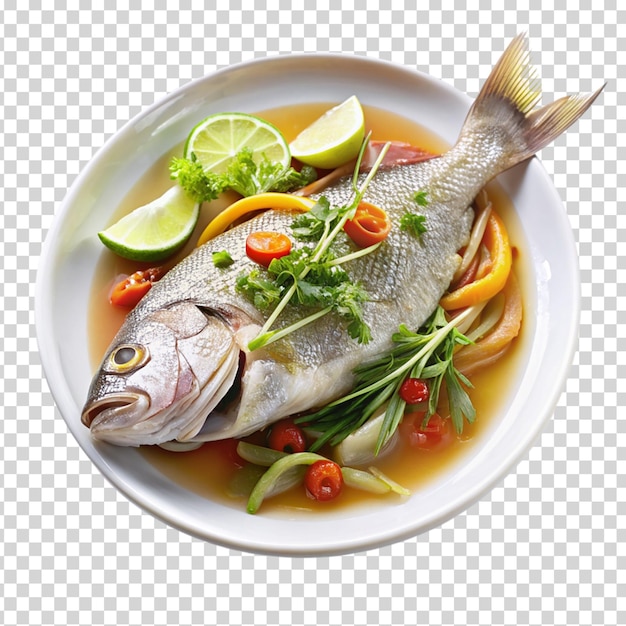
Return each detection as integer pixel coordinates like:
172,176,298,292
343,201,391,248
267,419,307,454
109,267,162,308
245,231,292,267
304,459,344,502
399,412,452,451
398,378,430,405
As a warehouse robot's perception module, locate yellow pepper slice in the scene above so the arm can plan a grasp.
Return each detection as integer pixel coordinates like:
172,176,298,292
196,192,316,247
440,210,512,310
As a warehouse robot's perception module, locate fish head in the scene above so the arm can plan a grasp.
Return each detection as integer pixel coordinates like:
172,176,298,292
82,301,241,446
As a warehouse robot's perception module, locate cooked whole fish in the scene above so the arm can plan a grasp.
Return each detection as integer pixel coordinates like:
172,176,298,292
82,34,602,446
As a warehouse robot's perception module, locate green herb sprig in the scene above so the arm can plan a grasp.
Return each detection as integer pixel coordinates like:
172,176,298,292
169,149,317,202
399,189,429,238
298,306,476,454
413,189,429,207
239,135,391,351
169,155,226,203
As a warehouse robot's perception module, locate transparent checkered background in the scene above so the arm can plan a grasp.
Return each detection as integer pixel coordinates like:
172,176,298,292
1,2,623,625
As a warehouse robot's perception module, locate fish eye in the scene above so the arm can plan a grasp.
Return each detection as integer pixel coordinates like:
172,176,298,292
106,344,149,373
114,347,137,365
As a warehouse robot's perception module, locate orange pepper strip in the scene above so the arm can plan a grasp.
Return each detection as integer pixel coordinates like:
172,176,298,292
454,271,523,377
440,210,512,311
196,192,315,247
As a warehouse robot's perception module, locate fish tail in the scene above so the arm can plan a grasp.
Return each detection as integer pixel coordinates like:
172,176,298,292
462,33,604,166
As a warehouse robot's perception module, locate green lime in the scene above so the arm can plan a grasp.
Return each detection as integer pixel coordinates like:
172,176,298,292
184,112,291,174
289,96,365,169
98,185,200,262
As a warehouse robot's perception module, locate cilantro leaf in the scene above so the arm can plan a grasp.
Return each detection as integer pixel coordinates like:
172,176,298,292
239,136,392,351
399,189,429,239
238,247,371,347
290,197,343,241
399,212,427,238
236,270,283,310
413,189,429,206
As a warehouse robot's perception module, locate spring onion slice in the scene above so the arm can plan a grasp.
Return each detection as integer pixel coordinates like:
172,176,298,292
341,467,392,494
453,191,492,282
246,452,327,514
368,467,411,496
464,293,505,343
236,441,288,467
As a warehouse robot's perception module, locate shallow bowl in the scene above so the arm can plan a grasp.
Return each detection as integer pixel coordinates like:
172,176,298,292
36,54,579,556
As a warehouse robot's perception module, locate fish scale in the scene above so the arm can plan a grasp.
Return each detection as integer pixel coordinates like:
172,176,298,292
81,34,603,446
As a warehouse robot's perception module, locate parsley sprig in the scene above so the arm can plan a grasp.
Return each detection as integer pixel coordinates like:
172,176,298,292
169,149,317,202
238,135,391,351
399,189,429,238
299,306,476,454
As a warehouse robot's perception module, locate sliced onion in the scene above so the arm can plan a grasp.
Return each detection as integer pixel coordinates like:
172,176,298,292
453,272,523,377
453,191,492,283
465,292,505,343
333,407,398,467
451,300,489,336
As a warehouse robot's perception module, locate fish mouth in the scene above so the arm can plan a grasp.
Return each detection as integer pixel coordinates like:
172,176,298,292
81,392,150,432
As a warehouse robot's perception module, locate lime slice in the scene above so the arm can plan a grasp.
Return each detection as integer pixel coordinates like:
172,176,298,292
184,112,291,174
98,185,200,262
289,96,365,169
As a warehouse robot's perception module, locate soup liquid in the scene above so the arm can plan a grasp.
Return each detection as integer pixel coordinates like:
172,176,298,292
89,103,528,515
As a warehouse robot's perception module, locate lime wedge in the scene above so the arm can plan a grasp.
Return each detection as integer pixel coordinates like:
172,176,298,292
289,96,365,169
98,185,200,262
184,112,291,174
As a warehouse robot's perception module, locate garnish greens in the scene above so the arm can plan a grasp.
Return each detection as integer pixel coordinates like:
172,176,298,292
212,250,234,268
399,212,427,238
237,135,391,351
399,189,429,238
169,155,225,203
297,306,476,454
237,247,372,345
413,189,429,207
169,149,317,202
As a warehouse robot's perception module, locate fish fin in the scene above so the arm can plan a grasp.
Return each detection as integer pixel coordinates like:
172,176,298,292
463,33,604,166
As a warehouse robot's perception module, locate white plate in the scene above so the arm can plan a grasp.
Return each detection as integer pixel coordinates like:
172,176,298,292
36,54,579,556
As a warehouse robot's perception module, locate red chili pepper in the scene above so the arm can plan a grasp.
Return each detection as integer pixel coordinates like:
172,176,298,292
109,267,163,308
399,412,452,451
245,231,292,267
304,459,344,502
267,418,307,454
398,378,430,405
343,201,391,248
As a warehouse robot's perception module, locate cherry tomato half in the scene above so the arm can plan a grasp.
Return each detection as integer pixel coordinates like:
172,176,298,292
343,201,391,248
267,419,307,454
398,378,430,405
399,412,452,451
304,459,344,502
109,267,163,308
245,231,292,267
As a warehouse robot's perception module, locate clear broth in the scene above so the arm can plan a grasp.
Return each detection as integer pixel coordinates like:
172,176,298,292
88,103,529,515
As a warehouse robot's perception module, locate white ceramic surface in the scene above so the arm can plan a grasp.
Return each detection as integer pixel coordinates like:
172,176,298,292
36,54,579,556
